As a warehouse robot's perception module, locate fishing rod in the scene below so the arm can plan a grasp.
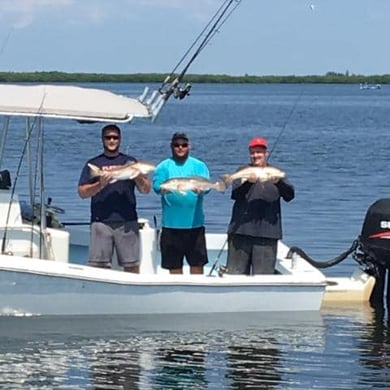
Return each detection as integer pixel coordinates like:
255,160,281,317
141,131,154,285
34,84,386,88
162,1,232,84
145,0,241,120
268,90,304,159
208,239,228,276
159,0,241,98
0,30,12,59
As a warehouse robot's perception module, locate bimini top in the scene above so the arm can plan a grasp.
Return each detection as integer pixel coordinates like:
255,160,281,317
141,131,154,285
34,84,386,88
0,84,152,123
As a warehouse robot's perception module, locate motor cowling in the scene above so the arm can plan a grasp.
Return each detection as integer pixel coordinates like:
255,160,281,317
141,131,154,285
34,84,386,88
359,198,390,269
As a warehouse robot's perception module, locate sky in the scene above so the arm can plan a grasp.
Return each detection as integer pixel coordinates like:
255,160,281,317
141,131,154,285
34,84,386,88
0,0,389,76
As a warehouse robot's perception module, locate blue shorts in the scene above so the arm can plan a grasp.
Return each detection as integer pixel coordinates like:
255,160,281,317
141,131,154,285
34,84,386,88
88,221,140,268
160,227,208,270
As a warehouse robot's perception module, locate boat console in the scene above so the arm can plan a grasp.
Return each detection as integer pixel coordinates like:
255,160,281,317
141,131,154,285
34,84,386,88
0,189,69,262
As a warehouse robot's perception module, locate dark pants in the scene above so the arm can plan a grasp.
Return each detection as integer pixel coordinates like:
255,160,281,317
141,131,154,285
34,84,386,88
160,227,208,270
226,234,277,275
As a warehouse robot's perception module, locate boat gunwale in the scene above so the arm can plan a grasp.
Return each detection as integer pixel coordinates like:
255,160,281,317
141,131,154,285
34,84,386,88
0,260,327,288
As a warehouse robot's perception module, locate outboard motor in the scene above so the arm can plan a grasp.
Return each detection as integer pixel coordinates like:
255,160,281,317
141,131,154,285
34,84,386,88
357,199,390,304
360,199,390,268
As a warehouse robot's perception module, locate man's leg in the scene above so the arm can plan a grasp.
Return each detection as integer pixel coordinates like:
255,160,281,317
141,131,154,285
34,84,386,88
226,234,251,275
160,228,184,274
190,266,203,274
170,268,183,274
252,238,277,275
124,265,140,273
187,227,208,275
88,222,113,268
115,221,140,273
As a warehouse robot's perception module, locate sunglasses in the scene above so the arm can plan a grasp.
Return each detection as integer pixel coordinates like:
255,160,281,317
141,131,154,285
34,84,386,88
104,135,120,141
173,143,188,148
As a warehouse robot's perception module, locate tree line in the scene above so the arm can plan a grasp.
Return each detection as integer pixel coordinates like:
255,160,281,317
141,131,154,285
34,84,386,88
0,71,387,84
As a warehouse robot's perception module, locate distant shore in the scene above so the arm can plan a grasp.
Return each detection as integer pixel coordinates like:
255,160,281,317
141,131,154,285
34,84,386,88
0,71,388,84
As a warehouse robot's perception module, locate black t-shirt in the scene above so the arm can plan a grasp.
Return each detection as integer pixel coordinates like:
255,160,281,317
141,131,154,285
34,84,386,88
79,153,138,223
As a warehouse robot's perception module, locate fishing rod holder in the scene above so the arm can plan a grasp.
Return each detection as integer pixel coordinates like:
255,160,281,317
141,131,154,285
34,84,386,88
138,87,166,123
174,83,191,100
138,81,192,122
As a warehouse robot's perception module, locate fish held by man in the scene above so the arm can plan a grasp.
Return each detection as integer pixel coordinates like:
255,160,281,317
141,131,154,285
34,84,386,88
88,161,155,183
160,176,226,195
221,166,286,187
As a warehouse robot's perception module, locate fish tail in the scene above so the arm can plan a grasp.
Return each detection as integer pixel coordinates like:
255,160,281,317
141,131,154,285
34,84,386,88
214,181,226,192
220,174,232,187
87,163,101,177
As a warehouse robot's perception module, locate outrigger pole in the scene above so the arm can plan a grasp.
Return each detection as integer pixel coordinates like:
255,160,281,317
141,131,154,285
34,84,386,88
139,0,242,122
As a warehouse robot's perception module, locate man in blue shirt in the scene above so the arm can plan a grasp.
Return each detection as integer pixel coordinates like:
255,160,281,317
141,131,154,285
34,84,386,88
153,132,209,274
78,124,151,273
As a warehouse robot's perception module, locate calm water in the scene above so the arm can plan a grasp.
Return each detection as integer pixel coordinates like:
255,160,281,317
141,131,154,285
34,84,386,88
0,83,389,388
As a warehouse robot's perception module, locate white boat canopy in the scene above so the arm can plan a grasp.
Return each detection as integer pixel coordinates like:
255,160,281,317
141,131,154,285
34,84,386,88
0,84,154,123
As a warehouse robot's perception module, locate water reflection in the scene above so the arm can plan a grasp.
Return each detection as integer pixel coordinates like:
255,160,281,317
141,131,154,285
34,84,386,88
226,340,281,389
89,345,142,389
1,309,389,389
357,303,389,388
154,343,207,389
87,334,284,389
0,312,322,389
321,303,389,389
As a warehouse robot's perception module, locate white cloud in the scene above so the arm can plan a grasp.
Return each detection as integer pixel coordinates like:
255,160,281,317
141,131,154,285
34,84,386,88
0,0,221,30
0,0,74,28
134,0,219,13
127,0,219,18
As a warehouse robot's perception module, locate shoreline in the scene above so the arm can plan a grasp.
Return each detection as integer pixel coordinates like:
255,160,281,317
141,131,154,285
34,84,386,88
0,71,388,84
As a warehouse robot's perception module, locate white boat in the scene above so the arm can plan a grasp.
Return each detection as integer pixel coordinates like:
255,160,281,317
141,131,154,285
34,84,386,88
359,82,381,90
0,84,375,316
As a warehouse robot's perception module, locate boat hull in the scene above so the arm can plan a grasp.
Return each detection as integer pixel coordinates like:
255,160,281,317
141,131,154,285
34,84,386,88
0,257,325,315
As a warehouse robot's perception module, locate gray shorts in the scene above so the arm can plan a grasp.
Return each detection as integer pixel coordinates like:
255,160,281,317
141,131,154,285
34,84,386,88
226,234,277,275
88,221,140,268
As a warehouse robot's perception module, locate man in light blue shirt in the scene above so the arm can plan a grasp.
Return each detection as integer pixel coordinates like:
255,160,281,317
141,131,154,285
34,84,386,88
153,132,209,274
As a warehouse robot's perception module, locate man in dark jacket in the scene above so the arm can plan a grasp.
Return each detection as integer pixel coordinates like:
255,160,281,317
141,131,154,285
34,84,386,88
226,137,294,275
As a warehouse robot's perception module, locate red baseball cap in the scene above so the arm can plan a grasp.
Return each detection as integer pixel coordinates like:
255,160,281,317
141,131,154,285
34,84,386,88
249,137,268,149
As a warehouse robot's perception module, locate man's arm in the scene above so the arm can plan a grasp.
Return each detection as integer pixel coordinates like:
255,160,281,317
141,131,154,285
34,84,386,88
78,171,112,199
78,181,101,199
275,178,295,202
152,163,167,194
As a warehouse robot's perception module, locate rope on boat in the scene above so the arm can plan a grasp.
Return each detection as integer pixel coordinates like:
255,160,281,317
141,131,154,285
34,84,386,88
286,239,359,269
